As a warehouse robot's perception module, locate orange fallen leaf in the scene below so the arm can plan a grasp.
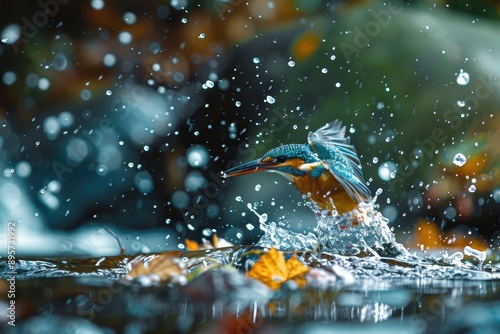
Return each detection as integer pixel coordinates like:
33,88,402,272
185,234,233,250
247,248,310,290
185,238,200,251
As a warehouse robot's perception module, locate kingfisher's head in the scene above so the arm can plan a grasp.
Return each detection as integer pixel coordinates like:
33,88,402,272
224,144,321,180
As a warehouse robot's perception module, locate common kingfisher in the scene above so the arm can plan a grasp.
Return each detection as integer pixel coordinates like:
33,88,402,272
224,120,372,214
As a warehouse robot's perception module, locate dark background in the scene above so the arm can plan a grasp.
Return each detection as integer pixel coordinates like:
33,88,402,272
0,0,498,256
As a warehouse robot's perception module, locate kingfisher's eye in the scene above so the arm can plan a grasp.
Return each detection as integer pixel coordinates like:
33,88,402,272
275,156,287,163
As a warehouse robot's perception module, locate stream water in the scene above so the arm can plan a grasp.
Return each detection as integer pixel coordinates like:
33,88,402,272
1,192,499,333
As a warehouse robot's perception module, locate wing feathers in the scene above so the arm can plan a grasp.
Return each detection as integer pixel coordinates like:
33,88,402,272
308,120,372,202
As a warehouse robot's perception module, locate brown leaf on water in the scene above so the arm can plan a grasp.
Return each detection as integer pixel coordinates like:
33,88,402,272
124,252,187,285
247,248,310,290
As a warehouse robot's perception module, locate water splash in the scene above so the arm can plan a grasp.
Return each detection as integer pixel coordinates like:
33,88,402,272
312,189,409,257
464,246,487,268
256,221,318,251
247,203,268,224
236,188,500,280
251,189,412,258
453,153,467,167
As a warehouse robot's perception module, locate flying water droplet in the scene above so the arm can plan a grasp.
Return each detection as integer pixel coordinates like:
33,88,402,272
453,153,467,167
123,12,137,25
96,164,108,176
456,70,469,85
378,161,397,181
247,203,268,223
1,24,21,44
254,184,261,191
186,145,209,167
464,245,486,262
118,31,133,44
493,188,500,203
266,95,275,104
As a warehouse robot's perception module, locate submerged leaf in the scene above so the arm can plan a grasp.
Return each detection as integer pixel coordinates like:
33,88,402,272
124,252,187,286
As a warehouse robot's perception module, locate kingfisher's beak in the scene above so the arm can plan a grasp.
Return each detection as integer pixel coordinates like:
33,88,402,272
223,159,279,178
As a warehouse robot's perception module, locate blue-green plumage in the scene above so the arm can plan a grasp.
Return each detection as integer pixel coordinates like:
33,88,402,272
224,119,372,214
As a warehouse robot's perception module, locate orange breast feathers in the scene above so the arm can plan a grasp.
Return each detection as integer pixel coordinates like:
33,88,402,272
290,167,358,214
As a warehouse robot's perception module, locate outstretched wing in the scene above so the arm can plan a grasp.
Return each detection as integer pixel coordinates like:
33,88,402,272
308,120,372,202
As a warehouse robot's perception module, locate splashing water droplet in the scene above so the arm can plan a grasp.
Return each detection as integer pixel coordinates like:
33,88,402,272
266,95,275,104
443,251,464,265
186,145,209,167
254,184,261,191
493,188,500,203
453,153,467,167
378,161,397,181
456,70,469,85
235,196,242,202
464,246,486,262
247,203,268,224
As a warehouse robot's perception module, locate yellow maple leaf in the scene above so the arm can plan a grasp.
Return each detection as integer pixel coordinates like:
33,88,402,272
247,248,310,290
